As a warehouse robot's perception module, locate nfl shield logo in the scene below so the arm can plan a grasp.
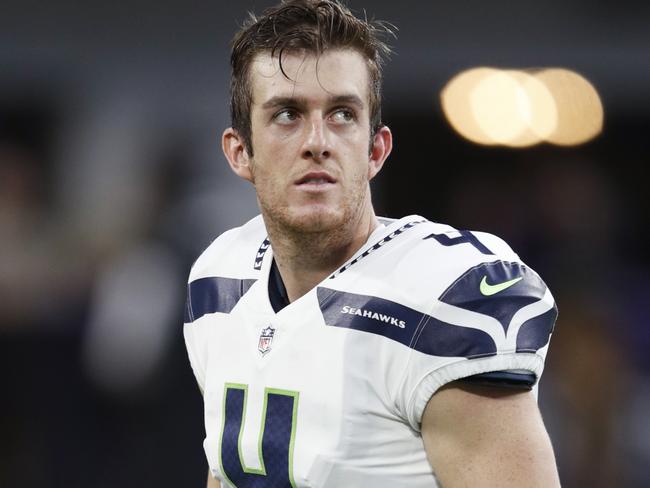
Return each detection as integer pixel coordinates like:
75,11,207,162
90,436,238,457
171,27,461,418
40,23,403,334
258,326,275,355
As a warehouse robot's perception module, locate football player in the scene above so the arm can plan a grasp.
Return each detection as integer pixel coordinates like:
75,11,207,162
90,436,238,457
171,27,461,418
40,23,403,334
184,1,560,486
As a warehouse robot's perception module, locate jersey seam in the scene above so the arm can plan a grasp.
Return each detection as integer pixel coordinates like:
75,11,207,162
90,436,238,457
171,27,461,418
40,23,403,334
187,282,195,323
400,294,503,421
401,294,448,407
329,217,426,279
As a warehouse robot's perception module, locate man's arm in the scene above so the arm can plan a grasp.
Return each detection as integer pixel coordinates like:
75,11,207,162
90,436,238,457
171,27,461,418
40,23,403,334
207,471,221,488
421,382,560,487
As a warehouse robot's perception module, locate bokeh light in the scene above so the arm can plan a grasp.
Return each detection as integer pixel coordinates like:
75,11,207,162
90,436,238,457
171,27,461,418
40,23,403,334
440,67,499,146
441,67,603,147
535,68,604,146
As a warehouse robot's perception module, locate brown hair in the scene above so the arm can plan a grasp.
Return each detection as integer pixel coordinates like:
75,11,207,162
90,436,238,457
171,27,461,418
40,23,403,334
229,0,394,155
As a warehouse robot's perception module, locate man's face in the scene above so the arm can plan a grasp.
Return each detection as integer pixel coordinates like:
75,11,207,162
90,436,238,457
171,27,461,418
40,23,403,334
243,49,382,233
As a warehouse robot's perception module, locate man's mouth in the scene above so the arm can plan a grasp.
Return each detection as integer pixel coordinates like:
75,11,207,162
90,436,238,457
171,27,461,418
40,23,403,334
295,172,337,186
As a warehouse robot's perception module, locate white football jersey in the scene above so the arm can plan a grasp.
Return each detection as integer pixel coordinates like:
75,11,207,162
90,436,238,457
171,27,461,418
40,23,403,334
183,214,557,488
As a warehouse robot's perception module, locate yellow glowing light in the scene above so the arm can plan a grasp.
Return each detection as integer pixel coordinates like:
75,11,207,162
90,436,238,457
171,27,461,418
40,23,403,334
534,68,604,146
470,70,541,147
440,67,498,145
440,66,603,148
508,70,557,146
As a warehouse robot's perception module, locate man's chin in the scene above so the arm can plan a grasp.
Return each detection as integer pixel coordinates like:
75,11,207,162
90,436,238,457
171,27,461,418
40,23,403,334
282,207,346,234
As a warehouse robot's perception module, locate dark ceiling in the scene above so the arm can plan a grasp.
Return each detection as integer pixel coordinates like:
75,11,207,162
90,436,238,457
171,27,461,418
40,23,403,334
1,0,648,109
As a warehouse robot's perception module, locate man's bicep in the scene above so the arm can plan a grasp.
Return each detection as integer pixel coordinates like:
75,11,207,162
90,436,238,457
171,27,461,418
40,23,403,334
207,471,220,488
421,382,560,487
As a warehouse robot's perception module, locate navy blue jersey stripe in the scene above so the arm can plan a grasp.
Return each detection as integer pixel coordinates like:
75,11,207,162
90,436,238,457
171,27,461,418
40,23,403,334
185,277,256,323
317,287,498,358
413,316,497,359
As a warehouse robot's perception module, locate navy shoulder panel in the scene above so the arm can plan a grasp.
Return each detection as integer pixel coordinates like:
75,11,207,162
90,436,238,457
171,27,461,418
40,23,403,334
185,277,256,323
440,260,547,333
516,307,557,353
317,287,497,358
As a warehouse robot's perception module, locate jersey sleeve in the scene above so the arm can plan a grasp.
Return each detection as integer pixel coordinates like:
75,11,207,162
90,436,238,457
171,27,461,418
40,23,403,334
182,225,244,394
400,240,557,431
181,215,267,394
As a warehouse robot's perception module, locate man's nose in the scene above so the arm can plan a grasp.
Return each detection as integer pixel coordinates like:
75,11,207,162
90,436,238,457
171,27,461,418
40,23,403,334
301,116,331,160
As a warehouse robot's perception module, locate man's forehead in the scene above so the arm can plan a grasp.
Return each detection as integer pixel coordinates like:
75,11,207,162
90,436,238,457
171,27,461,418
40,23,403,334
249,49,370,105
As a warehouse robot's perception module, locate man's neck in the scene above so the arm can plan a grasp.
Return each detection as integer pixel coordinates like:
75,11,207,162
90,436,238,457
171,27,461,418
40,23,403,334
264,211,380,303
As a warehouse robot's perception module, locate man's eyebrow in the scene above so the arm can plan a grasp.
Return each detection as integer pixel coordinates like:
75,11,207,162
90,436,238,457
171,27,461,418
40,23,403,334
260,94,365,110
261,96,306,110
329,94,364,108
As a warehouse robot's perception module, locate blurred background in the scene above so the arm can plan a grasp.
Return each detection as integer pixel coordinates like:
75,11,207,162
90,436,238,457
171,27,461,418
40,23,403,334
1,0,648,486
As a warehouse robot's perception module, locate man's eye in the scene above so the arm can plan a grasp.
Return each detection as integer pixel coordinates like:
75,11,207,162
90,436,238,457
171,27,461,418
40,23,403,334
274,109,298,124
330,109,355,124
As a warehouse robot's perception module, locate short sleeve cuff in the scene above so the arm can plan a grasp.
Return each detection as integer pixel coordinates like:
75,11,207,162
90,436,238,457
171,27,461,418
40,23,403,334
407,352,544,431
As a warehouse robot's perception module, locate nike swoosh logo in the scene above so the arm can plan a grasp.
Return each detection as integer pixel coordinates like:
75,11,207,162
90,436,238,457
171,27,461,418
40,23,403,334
479,276,523,296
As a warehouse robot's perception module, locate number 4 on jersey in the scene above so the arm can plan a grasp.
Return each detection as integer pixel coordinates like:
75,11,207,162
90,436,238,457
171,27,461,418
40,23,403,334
424,230,494,255
219,383,299,488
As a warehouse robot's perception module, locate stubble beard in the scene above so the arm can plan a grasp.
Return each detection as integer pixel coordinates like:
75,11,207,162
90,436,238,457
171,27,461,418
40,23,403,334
257,170,370,255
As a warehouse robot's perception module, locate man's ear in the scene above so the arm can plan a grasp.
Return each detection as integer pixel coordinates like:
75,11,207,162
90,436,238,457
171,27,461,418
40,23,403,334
222,127,254,183
368,125,393,180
